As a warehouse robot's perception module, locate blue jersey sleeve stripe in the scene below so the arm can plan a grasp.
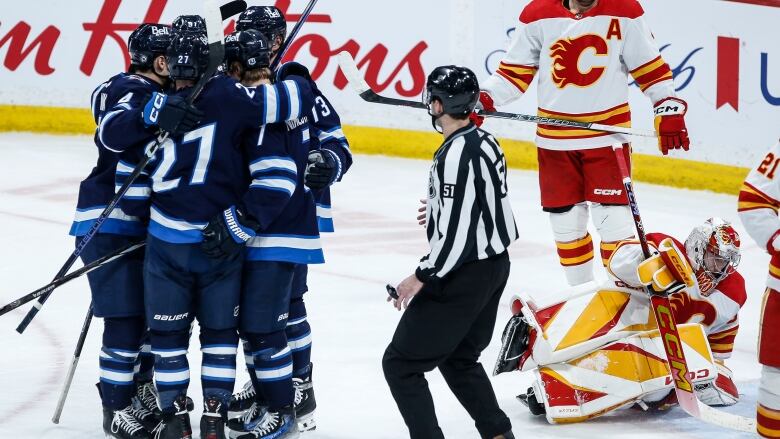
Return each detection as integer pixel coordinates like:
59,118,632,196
250,183,294,196
280,80,292,121
97,109,124,153
287,80,301,120
249,157,297,176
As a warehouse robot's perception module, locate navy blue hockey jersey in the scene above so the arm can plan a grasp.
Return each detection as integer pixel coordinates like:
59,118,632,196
244,118,323,264
69,73,162,237
306,81,352,233
113,74,314,244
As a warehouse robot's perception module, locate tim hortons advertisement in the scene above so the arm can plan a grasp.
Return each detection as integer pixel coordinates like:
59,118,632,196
1,0,779,167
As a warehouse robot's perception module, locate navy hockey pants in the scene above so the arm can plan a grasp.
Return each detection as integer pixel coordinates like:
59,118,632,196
143,235,242,332
78,234,145,318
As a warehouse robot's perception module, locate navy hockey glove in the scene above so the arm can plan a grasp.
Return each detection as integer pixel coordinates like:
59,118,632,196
142,92,203,135
201,206,259,259
305,149,341,190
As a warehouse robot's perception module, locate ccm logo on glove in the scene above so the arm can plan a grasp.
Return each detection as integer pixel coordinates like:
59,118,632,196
143,92,168,125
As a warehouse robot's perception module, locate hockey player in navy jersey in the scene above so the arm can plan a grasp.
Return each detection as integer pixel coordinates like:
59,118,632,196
110,32,315,438
228,8,353,432
214,28,320,439
74,23,181,439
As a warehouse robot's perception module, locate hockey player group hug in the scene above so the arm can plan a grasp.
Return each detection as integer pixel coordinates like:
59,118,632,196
62,0,780,438
75,6,351,439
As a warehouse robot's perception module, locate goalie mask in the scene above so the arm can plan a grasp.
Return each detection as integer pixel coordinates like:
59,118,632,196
684,218,741,294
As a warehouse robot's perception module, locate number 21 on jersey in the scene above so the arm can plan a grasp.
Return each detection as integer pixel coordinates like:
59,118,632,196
758,151,780,179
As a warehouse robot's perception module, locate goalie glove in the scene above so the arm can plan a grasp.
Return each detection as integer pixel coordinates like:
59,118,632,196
637,237,695,293
694,361,739,407
493,314,532,376
654,97,690,155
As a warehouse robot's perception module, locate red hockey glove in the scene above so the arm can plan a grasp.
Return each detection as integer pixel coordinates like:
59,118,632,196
654,97,690,155
470,91,496,128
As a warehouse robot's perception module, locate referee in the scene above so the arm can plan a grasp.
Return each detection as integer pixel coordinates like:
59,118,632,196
383,66,518,439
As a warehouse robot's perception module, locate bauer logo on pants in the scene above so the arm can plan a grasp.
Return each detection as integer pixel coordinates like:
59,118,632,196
153,312,189,321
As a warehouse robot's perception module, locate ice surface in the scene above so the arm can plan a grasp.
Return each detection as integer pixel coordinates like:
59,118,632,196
0,133,764,438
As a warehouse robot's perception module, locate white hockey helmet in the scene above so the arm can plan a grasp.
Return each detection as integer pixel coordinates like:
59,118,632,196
684,217,741,294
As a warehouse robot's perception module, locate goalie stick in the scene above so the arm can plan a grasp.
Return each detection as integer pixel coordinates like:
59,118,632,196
0,241,144,318
612,143,756,433
15,0,238,335
336,52,656,138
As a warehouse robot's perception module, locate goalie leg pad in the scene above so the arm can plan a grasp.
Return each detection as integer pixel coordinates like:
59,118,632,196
550,203,594,286
695,361,739,407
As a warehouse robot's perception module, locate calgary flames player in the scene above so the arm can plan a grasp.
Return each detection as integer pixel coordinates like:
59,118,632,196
494,218,744,423
478,0,690,286
738,141,780,438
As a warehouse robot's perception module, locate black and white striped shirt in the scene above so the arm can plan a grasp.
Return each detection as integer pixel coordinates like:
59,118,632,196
416,123,518,283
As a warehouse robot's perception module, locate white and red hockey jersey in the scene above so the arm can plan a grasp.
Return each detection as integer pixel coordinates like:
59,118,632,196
482,0,675,151
739,141,780,290
607,233,746,359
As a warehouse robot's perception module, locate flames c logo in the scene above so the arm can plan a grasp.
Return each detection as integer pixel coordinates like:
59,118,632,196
550,34,609,89
669,292,717,327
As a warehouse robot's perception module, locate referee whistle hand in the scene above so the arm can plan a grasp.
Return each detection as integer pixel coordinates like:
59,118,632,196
393,274,424,311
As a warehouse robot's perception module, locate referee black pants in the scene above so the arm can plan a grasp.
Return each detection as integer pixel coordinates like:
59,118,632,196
382,252,512,439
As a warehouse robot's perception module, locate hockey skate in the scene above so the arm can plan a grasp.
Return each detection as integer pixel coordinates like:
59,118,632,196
229,406,299,439
228,380,256,419
103,405,152,439
293,365,316,432
226,402,267,435
516,387,545,416
136,381,196,419
151,395,192,439
200,397,227,439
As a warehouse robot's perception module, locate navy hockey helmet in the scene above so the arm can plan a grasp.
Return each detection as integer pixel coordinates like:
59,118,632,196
225,29,272,70
236,6,287,44
172,15,206,36
166,33,210,81
128,23,174,70
423,66,480,117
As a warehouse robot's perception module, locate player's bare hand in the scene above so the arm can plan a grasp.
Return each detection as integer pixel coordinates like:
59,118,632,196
417,199,427,226
393,274,424,310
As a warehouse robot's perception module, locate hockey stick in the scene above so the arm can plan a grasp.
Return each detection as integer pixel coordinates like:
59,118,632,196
51,304,93,424
219,0,248,20
0,241,144,318
15,0,228,335
336,52,656,138
612,143,756,432
270,0,320,71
